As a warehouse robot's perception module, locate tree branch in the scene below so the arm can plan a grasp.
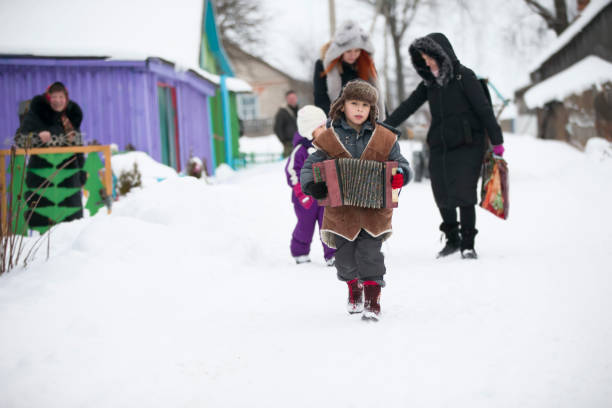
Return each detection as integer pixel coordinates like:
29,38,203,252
213,0,266,47
524,0,555,21
523,0,569,35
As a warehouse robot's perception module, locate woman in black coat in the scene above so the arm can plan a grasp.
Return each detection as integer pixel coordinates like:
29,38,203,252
385,33,505,259
15,82,85,230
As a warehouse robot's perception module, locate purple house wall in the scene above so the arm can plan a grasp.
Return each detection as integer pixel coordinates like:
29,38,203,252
0,56,217,175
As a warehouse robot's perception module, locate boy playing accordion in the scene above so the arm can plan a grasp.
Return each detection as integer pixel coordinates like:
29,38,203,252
301,80,413,320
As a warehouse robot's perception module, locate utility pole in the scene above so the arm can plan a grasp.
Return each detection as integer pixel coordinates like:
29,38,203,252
369,0,384,35
329,0,336,37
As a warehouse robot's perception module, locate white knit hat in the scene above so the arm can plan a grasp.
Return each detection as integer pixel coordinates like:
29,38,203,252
297,105,327,139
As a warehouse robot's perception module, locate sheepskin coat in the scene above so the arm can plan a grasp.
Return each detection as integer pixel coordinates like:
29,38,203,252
301,119,410,248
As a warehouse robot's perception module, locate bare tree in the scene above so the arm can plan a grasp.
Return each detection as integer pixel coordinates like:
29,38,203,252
213,0,266,50
523,0,569,35
364,0,424,104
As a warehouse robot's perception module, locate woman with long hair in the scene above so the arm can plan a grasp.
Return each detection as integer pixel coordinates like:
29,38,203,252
313,20,385,117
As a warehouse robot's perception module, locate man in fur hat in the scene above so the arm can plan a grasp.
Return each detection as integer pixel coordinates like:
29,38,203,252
301,79,412,320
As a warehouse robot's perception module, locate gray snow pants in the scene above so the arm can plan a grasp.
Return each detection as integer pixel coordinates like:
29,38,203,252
334,229,386,287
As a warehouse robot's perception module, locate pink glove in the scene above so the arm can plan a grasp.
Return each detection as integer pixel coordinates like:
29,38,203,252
293,184,313,209
492,144,505,156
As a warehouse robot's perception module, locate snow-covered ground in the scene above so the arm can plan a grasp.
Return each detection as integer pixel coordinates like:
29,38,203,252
1,134,611,407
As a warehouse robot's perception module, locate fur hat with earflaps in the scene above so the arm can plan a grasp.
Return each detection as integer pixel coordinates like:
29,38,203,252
329,79,379,126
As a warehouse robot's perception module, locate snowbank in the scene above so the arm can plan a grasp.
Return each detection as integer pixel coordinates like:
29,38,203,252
1,134,611,408
239,134,283,154
111,151,178,188
524,55,612,108
213,163,237,183
585,136,612,161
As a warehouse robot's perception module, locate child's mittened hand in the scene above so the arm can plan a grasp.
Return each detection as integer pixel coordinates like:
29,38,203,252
299,195,313,209
309,182,328,200
293,184,313,209
492,144,505,156
391,173,404,189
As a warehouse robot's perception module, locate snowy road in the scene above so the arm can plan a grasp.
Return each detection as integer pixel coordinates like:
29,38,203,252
1,134,611,407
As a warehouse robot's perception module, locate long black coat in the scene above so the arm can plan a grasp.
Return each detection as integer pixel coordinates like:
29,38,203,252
16,94,85,227
385,33,503,208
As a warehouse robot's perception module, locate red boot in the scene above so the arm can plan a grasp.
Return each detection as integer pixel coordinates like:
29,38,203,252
363,281,381,320
346,279,364,314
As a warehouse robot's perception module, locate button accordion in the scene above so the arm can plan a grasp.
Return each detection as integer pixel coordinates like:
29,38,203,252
313,158,400,208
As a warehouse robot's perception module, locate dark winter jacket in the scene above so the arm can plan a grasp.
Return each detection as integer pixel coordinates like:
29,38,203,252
313,59,360,115
16,95,83,147
301,118,411,248
273,105,298,145
385,33,504,208
15,94,85,227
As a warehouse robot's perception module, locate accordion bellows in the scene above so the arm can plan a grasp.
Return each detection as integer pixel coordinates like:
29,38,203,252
313,158,399,209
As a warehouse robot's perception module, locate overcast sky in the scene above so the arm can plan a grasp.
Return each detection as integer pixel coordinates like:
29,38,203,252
0,0,559,103
256,0,557,101
257,0,388,80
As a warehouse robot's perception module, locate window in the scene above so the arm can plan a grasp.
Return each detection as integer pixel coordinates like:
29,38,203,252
237,93,259,120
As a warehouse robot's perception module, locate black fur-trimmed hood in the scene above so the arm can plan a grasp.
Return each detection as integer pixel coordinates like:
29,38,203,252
409,33,458,87
29,94,83,128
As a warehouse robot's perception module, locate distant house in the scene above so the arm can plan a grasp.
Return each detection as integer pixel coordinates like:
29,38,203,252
0,0,251,174
223,41,313,136
515,0,612,147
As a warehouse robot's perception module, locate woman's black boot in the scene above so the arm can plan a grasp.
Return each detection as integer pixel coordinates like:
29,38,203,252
437,222,461,258
460,228,479,259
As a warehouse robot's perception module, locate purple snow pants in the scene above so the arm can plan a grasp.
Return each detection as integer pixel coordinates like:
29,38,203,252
290,194,336,261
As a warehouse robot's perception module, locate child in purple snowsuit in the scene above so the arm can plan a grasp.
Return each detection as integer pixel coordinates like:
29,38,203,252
285,105,336,265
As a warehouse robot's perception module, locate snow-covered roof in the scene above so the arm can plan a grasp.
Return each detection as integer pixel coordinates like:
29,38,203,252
189,67,253,93
528,0,612,73
524,55,612,108
0,0,251,93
